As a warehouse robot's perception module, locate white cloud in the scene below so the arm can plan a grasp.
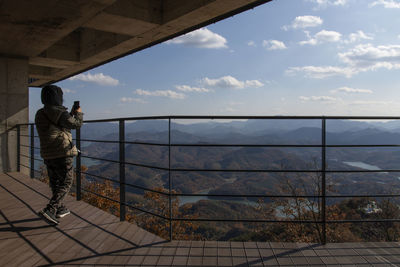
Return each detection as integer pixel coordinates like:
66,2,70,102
369,0,400,8
338,43,400,70
283,15,323,30
299,95,337,102
166,28,227,49
299,30,342,45
120,97,147,104
307,0,348,8
331,86,373,94
134,89,185,99
175,85,211,93
69,73,119,86
202,76,264,89
288,44,400,78
247,40,256,47
287,66,354,78
263,40,287,50
63,88,76,94
345,30,374,43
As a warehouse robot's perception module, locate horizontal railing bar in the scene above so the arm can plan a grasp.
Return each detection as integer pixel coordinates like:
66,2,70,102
172,144,400,148
327,219,400,223
79,156,400,173
73,141,400,148
20,154,44,162
70,139,400,148
172,193,321,198
81,171,169,196
326,169,400,173
19,163,41,174
124,183,169,196
171,143,321,148
82,189,168,220
20,135,40,138
81,115,400,124
171,218,319,223
81,172,400,199
173,194,400,199
78,139,169,147
81,155,169,171
81,155,400,173
19,155,44,162
125,141,169,146
80,171,119,183
78,138,119,144
169,193,400,198
326,194,400,198
20,163,31,169
20,144,41,150
327,144,400,147
17,115,400,127
124,203,168,220
193,168,400,174
81,155,120,164
171,218,400,223
171,168,320,173
124,161,168,171
81,189,122,206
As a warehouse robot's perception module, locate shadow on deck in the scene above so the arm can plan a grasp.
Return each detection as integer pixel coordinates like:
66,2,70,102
1,172,400,266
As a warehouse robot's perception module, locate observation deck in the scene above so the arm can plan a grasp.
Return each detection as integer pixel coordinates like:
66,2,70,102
2,166,400,266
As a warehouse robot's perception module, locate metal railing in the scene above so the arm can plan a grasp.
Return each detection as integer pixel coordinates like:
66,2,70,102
16,115,400,243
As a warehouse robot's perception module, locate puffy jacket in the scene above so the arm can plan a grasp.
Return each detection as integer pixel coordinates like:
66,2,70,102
35,105,83,160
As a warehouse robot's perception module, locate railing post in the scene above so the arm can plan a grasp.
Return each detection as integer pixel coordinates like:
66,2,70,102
321,117,327,244
119,119,126,221
168,118,172,241
30,124,34,178
17,125,20,172
76,127,82,201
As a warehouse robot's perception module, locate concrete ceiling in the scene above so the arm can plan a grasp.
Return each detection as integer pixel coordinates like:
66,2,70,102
0,0,271,87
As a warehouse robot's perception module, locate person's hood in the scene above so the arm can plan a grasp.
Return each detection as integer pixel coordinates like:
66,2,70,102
41,85,63,106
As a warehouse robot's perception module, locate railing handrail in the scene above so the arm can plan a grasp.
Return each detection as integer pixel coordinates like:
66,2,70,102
18,114,400,125
17,115,400,244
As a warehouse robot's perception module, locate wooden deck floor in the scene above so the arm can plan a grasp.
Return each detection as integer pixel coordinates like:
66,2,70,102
1,172,400,266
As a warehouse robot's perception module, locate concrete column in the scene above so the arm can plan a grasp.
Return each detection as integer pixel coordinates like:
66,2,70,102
0,57,29,174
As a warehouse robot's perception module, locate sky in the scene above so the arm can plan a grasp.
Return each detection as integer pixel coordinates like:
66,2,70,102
29,0,400,120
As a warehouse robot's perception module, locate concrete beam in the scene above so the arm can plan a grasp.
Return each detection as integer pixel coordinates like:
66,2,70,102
29,57,77,69
83,12,159,37
162,0,216,23
0,0,117,57
37,31,81,63
104,0,163,25
29,65,61,80
79,28,131,62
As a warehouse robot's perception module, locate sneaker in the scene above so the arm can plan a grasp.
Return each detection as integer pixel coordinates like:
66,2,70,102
56,205,70,218
39,205,59,224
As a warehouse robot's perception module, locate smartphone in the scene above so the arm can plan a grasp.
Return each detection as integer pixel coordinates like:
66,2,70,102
73,101,80,111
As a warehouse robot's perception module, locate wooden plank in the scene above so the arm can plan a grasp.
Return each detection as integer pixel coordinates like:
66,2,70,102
53,209,119,265
27,203,101,266
5,173,400,266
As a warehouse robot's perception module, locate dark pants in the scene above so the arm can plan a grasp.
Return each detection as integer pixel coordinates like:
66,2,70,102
45,156,74,209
